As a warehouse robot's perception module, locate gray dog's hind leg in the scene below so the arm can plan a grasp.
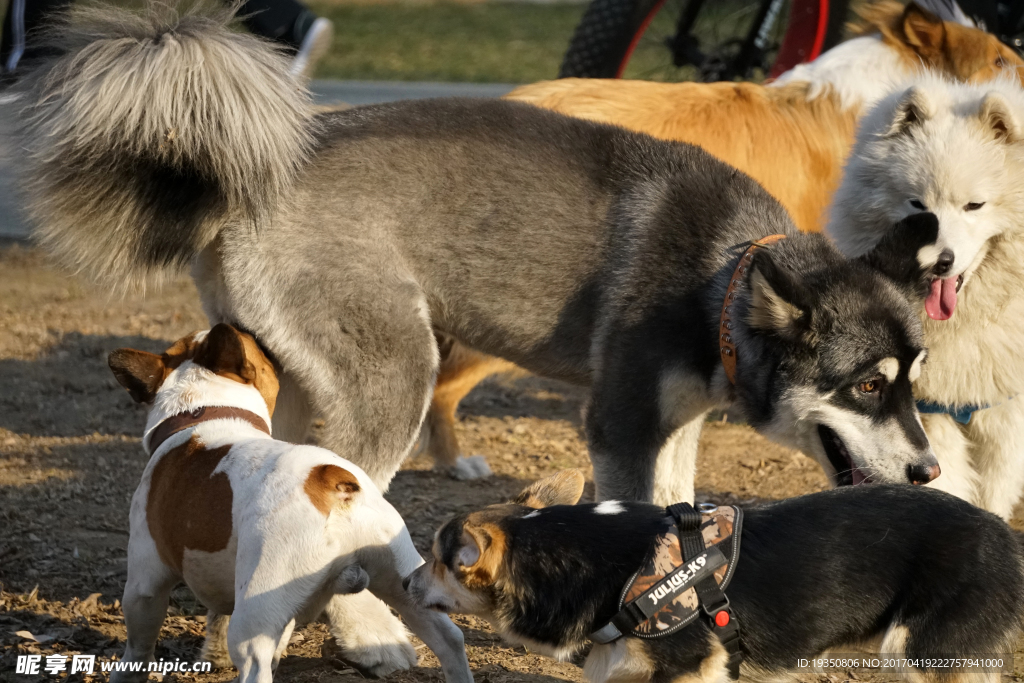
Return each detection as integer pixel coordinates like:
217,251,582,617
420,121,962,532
307,284,440,487
232,245,440,489
271,370,314,444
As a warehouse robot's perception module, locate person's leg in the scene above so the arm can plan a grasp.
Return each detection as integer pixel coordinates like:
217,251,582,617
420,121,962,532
236,0,333,81
238,0,308,47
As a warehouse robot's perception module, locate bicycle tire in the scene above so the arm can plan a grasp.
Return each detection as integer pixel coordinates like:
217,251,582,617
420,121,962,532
559,0,849,80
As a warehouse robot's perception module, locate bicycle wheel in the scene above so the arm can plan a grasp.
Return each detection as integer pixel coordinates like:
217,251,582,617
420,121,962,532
559,0,849,81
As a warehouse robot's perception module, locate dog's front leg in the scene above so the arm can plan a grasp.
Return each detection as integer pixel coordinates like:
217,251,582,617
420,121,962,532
652,415,707,506
228,624,282,683
384,587,473,683
919,413,981,507
114,535,179,683
961,398,1024,518
587,360,712,502
359,531,473,683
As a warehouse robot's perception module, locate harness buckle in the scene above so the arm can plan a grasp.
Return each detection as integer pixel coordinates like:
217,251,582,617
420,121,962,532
701,593,730,619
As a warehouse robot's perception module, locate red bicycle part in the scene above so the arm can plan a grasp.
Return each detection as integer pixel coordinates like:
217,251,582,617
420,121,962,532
769,0,829,77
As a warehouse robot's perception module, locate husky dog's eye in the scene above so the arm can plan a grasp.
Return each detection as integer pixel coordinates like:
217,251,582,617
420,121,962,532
857,379,882,394
964,202,985,211
909,199,926,210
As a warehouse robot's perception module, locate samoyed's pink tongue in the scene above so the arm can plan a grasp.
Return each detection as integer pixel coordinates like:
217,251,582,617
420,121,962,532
852,468,869,485
925,278,958,321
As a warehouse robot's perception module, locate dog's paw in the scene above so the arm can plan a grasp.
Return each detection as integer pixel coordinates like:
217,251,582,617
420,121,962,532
322,636,418,678
199,648,234,670
200,613,234,670
448,455,493,480
322,594,418,677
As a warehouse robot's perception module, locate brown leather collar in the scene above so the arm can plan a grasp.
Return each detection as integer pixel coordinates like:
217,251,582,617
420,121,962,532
147,406,271,453
719,235,787,385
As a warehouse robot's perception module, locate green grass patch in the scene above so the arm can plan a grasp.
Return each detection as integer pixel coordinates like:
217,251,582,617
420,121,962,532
307,1,586,83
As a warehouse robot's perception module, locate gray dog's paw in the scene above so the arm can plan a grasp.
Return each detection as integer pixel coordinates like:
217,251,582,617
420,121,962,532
448,455,493,480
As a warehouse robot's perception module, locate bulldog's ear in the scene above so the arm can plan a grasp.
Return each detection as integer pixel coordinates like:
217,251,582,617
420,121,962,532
887,87,935,137
901,2,946,55
457,523,506,587
108,349,165,403
194,323,256,383
980,91,1021,143
746,250,810,337
510,469,585,508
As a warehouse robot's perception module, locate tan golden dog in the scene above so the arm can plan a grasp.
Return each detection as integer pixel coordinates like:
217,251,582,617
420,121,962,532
509,2,1022,234
418,2,1024,479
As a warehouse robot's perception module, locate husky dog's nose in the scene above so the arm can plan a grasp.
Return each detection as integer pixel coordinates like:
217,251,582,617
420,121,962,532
933,250,955,276
907,462,941,485
402,575,412,592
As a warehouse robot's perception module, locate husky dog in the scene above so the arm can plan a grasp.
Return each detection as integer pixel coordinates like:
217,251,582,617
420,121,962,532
828,75,1024,519
21,6,939,511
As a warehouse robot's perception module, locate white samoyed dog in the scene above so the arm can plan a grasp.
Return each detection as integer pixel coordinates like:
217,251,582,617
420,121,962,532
828,73,1024,518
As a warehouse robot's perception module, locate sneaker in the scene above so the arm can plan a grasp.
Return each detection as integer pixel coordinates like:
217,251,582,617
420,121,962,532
289,17,333,83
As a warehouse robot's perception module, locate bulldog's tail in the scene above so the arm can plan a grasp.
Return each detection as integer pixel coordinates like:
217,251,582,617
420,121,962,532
16,2,316,286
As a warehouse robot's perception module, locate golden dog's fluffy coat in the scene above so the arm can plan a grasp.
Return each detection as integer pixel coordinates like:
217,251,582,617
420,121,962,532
419,2,1024,478
508,2,1023,233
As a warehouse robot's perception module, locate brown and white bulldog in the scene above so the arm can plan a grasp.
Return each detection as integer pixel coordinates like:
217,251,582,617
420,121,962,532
108,324,473,683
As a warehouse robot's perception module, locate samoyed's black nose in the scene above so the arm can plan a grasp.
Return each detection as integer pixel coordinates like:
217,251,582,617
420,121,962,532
908,462,941,485
933,250,955,276
402,575,412,592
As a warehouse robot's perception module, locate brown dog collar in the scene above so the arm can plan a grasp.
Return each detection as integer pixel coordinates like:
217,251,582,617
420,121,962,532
147,406,271,453
718,235,787,385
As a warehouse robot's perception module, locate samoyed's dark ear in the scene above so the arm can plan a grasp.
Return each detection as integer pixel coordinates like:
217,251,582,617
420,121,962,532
887,87,935,137
857,212,940,298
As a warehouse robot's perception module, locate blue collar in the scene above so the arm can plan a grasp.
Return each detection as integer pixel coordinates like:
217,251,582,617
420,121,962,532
916,400,986,425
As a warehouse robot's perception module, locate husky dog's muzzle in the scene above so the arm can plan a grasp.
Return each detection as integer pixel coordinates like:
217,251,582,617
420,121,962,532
817,425,940,487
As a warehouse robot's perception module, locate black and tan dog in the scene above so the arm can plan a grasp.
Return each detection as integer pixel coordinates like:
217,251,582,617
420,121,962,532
405,471,1024,683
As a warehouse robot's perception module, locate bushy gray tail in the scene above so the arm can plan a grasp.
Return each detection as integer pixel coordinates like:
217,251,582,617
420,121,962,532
17,1,316,286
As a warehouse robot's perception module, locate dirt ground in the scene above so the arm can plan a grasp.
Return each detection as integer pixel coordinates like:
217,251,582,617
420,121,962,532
2,241,1023,683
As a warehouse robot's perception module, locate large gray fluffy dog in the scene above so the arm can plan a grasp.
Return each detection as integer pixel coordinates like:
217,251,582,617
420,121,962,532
20,5,940,507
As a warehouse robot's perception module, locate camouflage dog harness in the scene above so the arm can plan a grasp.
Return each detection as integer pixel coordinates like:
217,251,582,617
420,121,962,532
590,502,744,678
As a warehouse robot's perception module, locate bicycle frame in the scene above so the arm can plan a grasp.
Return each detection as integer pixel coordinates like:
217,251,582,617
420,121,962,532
668,0,827,80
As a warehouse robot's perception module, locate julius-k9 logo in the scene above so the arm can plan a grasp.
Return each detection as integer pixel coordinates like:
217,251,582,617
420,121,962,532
648,553,708,604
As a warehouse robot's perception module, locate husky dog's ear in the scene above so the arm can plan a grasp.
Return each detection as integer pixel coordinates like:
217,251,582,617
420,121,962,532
858,213,940,298
457,523,506,587
980,92,1021,143
194,323,257,383
901,3,946,56
747,250,810,337
510,469,586,508
887,87,934,137
108,348,165,403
